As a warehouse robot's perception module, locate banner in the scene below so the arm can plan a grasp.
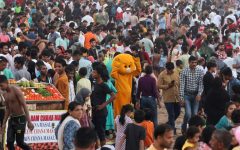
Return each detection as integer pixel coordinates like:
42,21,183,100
4,110,67,150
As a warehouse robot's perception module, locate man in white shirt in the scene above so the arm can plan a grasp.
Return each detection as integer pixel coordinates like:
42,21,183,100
130,12,138,27
81,11,94,26
211,11,222,29
159,2,166,14
209,10,216,21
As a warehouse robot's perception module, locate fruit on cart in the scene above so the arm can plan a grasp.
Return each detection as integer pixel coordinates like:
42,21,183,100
18,81,29,87
21,85,64,101
14,142,58,150
29,81,34,87
33,83,46,88
18,81,30,87
18,81,45,88
8,79,16,84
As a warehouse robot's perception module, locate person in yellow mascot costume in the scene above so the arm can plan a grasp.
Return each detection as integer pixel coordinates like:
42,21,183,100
111,53,141,116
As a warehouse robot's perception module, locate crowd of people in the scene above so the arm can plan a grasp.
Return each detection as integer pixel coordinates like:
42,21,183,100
1,0,240,150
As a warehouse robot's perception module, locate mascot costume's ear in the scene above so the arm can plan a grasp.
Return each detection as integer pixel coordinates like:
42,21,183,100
111,54,141,116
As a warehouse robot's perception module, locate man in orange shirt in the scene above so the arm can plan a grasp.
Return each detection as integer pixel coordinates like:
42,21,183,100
84,26,98,50
54,57,69,109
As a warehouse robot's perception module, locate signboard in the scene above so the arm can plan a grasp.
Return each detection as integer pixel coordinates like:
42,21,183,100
4,110,66,150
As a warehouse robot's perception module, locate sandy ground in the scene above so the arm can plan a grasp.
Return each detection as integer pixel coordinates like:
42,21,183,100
158,105,184,135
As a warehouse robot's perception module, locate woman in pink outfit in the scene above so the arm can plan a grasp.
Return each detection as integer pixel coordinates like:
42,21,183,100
115,104,133,150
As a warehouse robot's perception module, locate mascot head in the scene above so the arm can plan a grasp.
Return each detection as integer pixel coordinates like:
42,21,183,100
112,54,136,74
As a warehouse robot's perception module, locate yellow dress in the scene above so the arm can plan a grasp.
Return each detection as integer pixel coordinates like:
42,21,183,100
182,140,197,150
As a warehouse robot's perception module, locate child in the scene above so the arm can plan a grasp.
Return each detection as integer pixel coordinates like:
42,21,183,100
215,102,236,129
47,69,55,84
174,115,205,150
77,67,91,93
91,63,115,147
120,110,146,150
115,104,133,150
178,46,190,68
197,57,207,74
182,126,201,150
54,57,69,109
65,64,76,103
70,61,80,82
140,108,154,148
175,59,183,75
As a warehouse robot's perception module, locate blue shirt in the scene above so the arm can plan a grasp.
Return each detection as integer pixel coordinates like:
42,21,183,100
158,17,166,30
55,37,69,50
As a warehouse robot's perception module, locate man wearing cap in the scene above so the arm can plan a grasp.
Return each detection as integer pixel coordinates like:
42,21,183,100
123,8,131,25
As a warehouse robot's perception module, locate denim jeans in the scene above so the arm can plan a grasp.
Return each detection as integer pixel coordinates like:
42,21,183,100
182,95,199,132
140,96,158,127
165,102,181,129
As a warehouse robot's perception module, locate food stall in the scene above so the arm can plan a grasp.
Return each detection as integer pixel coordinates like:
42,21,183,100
4,79,66,150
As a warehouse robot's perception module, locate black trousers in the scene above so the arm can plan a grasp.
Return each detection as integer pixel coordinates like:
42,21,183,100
92,115,106,142
0,109,5,149
0,109,5,126
7,115,31,150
